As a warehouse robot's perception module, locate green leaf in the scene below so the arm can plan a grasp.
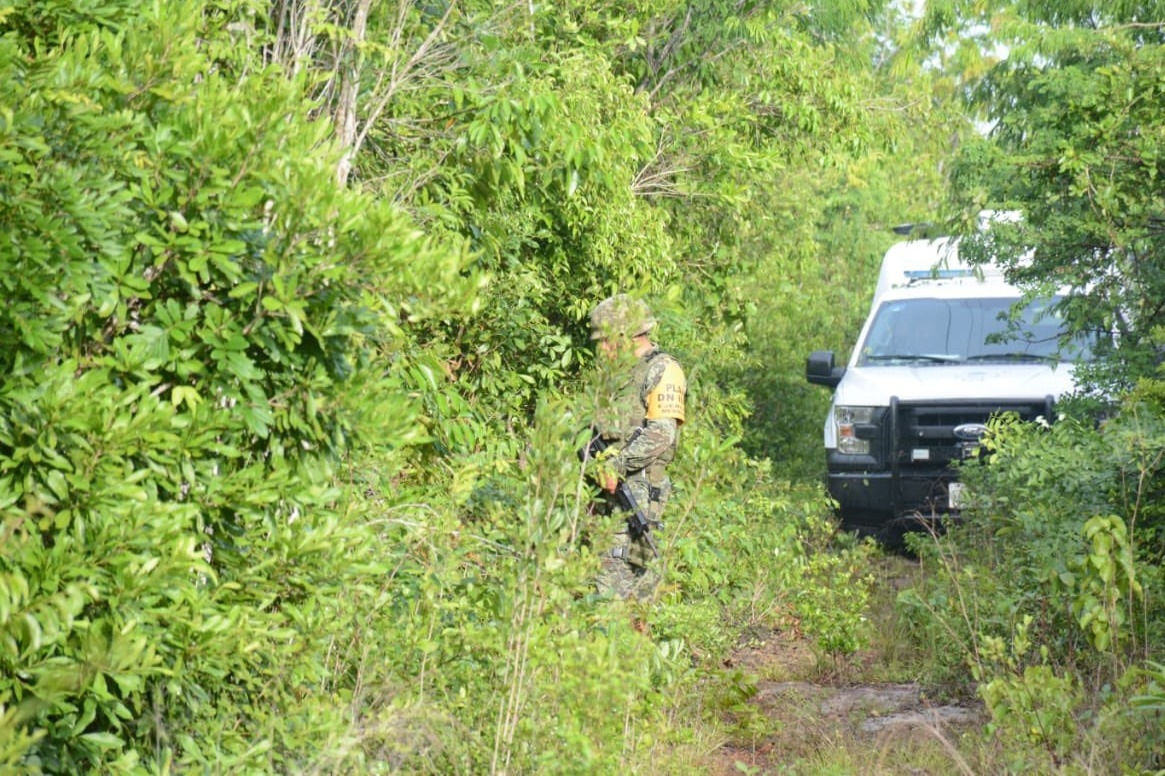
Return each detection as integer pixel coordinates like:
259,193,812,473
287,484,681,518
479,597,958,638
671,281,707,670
80,732,123,750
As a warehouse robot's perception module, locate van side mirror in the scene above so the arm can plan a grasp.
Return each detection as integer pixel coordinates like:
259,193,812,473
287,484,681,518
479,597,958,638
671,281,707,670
806,350,845,388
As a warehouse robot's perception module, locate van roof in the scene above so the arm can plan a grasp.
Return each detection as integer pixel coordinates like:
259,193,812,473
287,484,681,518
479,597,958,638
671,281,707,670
873,236,1009,301
875,278,1026,304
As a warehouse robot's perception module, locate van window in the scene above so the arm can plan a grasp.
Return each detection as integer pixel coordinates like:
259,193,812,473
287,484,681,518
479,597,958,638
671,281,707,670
856,297,1091,365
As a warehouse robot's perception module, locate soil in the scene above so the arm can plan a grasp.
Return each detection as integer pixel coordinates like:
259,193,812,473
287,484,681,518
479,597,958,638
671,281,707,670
706,560,988,775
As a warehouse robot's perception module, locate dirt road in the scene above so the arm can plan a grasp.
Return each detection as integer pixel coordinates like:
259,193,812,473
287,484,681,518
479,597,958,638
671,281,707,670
709,558,987,775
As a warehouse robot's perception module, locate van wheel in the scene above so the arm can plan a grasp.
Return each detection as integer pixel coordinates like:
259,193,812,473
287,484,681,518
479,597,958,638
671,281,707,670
879,514,948,554
838,520,880,542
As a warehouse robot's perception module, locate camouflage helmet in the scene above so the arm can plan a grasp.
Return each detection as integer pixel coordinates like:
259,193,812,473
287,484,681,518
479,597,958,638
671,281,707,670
589,294,655,339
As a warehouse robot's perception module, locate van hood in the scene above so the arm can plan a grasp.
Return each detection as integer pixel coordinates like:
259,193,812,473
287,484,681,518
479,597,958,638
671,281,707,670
834,362,1079,406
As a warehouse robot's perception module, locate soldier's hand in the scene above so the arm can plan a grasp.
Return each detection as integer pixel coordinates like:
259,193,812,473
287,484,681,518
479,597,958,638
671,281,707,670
588,451,619,493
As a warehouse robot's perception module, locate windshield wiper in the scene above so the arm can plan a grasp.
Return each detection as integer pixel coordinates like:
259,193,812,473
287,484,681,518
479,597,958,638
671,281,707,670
964,352,1056,363
865,354,962,363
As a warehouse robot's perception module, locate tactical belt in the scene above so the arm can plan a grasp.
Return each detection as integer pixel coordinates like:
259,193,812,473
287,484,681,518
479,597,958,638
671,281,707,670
629,466,667,492
646,462,667,481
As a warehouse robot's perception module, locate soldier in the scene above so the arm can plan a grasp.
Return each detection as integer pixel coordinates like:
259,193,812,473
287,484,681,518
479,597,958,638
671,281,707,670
585,294,687,600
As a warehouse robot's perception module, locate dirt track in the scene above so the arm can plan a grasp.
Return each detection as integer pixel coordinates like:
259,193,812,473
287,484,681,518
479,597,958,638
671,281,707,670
709,560,987,775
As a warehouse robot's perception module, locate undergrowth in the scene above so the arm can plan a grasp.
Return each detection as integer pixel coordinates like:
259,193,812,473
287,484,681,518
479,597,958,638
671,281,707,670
895,389,1165,774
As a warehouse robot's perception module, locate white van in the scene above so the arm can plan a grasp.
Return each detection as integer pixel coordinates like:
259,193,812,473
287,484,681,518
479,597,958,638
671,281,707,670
805,233,1087,535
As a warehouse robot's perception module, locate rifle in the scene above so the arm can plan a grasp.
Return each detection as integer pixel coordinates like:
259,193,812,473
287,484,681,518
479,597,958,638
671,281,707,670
578,434,660,558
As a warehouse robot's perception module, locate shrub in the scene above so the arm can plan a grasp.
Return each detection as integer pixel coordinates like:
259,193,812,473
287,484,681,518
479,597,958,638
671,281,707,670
898,389,1165,772
0,3,473,770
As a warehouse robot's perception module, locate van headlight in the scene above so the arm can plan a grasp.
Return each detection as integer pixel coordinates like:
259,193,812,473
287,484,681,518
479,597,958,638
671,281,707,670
835,406,879,454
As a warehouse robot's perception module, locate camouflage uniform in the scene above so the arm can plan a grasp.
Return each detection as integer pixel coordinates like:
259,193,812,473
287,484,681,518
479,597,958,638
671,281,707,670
588,296,687,600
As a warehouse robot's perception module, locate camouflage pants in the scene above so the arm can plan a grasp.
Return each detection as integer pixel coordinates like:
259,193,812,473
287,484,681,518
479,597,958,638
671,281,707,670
596,476,670,601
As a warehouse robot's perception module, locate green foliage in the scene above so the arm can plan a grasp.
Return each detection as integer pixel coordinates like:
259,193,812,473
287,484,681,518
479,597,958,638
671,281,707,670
651,432,876,665
1133,660,1165,714
936,402,1165,668
317,403,691,774
309,383,864,773
791,525,877,662
977,617,1085,770
898,390,1165,772
729,10,968,475
932,1,1165,386
0,1,478,771
245,0,940,480
1071,514,1143,653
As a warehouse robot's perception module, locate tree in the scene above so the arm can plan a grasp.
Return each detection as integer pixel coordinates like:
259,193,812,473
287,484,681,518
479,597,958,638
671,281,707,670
923,0,1165,385
0,1,476,769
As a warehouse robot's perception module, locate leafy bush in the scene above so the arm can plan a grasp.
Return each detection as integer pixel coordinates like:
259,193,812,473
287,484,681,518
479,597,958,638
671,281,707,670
898,388,1165,772
0,3,474,771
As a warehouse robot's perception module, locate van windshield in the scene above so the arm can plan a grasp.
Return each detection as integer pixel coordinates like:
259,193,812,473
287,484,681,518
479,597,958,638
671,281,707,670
856,296,1092,366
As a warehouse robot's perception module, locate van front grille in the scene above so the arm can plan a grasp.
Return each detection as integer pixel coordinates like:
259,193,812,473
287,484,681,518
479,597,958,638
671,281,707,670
892,398,1053,468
